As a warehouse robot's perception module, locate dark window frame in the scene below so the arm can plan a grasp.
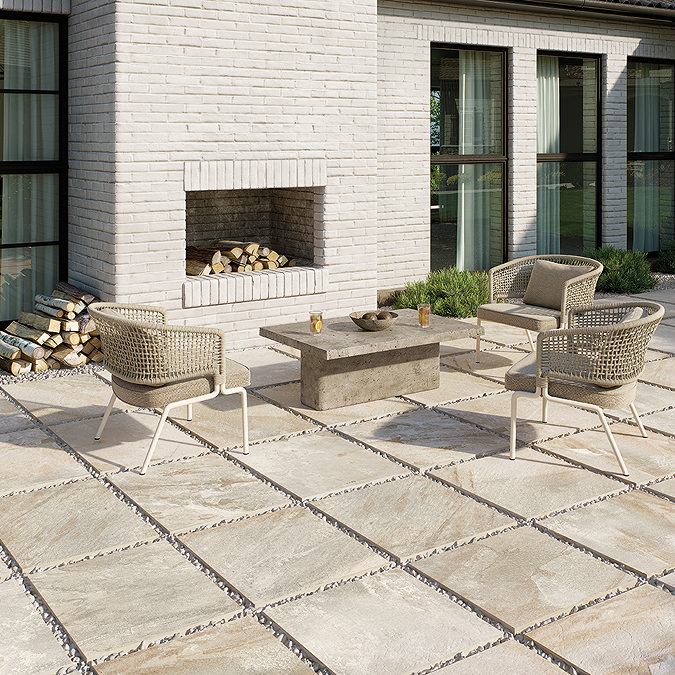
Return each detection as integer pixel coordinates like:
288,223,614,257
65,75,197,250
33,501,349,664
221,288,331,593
430,43,508,267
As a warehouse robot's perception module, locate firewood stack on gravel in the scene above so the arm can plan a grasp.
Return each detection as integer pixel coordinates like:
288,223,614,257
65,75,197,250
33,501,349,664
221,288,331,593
0,282,102,376
186,240,296,276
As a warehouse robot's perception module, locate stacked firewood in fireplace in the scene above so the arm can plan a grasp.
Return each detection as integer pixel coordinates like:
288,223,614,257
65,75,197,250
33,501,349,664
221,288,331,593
0,282,102,376
186,240,297,276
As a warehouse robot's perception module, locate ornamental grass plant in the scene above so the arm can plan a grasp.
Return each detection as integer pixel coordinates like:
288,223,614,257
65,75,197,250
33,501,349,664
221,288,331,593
392,267,489,318
582,245,657,294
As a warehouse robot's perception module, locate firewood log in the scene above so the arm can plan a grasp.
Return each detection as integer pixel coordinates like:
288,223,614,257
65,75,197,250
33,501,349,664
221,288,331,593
51,289,87,314
89,336,102,350
43,334,64,348
59,320,79,333
54,282,97,305
0,357,31,376
211,261,226,274
34,302,65,318
266,250,280,262
252,261,264,271
61,331,81,346
186,246,222,266
88,349,104,363
32,359,49,372
50,345,83,367
222,249,246,262
19,311,61,334
5,321,50,345
0,338,20,360
35,294,77,312
46,357,62,370
214,240,259,256
186,260,211,276
232,264,253,272
276,255,288,267
0,331,46,361
75,313,96,334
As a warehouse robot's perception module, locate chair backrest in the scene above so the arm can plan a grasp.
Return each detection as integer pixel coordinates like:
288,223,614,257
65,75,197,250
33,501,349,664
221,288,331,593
89,302,227,386
540,301,664,387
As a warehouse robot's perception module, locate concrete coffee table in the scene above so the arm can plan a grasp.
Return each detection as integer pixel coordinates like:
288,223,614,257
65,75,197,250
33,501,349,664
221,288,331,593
260,309,483,410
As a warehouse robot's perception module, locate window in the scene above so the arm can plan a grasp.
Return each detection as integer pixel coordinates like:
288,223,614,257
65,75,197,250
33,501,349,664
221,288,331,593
537,54,599,255
0,16,65,323
627,59,674,253
431,46,505,271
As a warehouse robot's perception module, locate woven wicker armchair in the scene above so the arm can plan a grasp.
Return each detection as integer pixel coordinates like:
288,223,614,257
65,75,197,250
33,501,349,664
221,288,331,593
475,255,603,359
89,303,249,474
505,301,664,476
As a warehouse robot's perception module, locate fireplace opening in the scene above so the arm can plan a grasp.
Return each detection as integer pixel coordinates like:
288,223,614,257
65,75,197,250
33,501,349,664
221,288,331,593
186,187,316,267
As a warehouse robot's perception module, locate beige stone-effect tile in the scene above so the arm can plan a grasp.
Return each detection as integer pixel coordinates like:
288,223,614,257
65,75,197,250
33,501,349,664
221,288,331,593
172,389,317,449
401,367,505,407
412,527,637,634
228,347,300,387
92,616,316,675
648,476,675,500
607,381,675,416
0,395,34,433
430,448,621,519
264,568,503,675
235,430,409,500
50,410,208,473
2,373,119,426
312,475,513,561
660,571,675,593
442,348,529,385
257,382,416,427
537,422,675,484
179,506,385,606
433,639,570,673
0,479,158,571
638,355,675,390
0,427,90,496
540,490,675,576
339,408,509,471
649,323,675,354
527,584,675,675
629,289,675,307
640,407,675,437
437,391,601,444
109,454,292,534
30,539,242,663
0,578,73,675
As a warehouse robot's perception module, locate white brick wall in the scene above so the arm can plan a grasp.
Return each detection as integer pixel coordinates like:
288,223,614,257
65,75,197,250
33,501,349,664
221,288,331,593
377,0,675,289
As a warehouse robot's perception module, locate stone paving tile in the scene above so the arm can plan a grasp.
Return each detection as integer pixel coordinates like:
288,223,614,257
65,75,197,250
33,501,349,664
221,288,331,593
647,324,675,354
0,559,12,582
400,367,505,406
540,490,675,576
412,526,637,633
442,348,530,384
0,427,90,496
638,355,675,390
0,395,34,433
227,347,300,387
437,391,601,444
439,337,480,355
30,539,241,664
256,382,416,427
659,571,675,592
172,390,317,449
50,410,208,473
264,568,503,675
433,640,564,673
430,448,621,519
526,584,675,674
0,577,73,675
648,476,675,500
108,454,292,534
639,407,675,437
92,615,316,675
0,479,158,571
608,381,675,416
644,348,671,362
235,430,409,500
537,422,675,484
312,475,514,561
178,506,385,606
630,289,675,306
1,373,121,426
338,408,509,471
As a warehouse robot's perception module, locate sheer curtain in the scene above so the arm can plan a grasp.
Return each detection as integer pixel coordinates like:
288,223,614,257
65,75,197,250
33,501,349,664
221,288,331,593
537,55,561,254
0,20,59,321
632,61,660,252
457,50,491,270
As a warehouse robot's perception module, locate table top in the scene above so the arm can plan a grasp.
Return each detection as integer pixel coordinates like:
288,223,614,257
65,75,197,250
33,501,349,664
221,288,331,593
259,308,483,360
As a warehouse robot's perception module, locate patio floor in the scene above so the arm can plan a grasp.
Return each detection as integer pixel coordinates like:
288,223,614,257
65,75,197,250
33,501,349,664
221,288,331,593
0,290,674,675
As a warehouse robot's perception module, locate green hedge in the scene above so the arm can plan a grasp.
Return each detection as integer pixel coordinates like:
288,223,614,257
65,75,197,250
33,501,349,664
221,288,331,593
392,267,489,318
582,246,657,294
656,240,675,274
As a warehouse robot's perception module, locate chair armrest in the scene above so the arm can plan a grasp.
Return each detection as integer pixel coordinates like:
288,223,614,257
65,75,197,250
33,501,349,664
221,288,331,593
488,258,535,302
90,302,167,325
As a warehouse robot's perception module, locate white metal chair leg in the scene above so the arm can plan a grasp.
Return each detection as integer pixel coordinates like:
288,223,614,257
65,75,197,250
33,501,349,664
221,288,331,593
629,402,648,438
186,403,193,421
140,407,172,475
475,317,482,362
95,392,117,440
222,386,249,454
525,329,535,351
542,395,548,423
510,388,541,459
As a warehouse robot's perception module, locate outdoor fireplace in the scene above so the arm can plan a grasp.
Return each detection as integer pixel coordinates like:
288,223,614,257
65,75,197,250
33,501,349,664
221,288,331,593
181,158,328,308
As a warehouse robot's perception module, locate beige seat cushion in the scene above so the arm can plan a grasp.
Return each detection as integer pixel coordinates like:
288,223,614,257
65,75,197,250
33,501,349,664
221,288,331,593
111,358,250,409
505,352,637,409
522,260,592,310
477,303,560,332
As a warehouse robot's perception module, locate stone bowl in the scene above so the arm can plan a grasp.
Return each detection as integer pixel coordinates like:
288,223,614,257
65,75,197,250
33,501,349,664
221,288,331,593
349,311,398,331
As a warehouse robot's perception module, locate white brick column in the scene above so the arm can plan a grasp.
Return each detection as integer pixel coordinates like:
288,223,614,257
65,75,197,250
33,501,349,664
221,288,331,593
509,47,538,259
603,54,628,249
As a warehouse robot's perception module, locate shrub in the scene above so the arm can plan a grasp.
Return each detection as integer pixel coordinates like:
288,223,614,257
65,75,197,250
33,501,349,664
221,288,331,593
582,245,657,294
656,240,675,274
392,267,489,318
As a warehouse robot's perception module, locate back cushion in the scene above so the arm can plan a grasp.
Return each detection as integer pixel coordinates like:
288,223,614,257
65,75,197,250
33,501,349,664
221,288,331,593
523,260,592,310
